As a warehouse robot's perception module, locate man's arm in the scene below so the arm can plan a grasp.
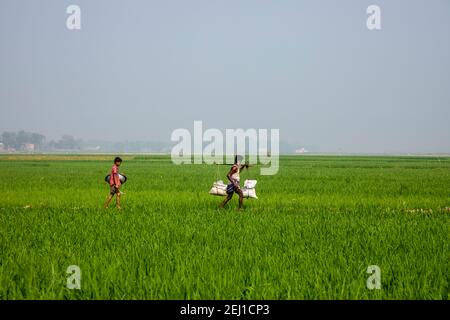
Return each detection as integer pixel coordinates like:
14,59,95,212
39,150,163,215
112,167,120,187
114,174,120,187
240,163,249,171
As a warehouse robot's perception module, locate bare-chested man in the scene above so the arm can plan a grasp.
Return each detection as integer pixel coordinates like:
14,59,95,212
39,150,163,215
220,155,249,210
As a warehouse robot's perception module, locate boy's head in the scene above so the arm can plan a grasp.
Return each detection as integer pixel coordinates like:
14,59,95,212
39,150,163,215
114,157,123,166
234,155,243,165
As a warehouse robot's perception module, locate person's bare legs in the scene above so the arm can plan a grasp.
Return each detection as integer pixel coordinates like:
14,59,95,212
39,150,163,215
220,194,233,208
116,192,121,209
237,189,244,210
104,194,113,208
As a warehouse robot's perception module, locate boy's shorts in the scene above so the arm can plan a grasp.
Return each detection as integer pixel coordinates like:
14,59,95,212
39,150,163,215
110,185,120,195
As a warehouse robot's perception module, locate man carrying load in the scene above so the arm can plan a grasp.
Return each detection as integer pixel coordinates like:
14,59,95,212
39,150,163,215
104,157,123,210
220,155,249,210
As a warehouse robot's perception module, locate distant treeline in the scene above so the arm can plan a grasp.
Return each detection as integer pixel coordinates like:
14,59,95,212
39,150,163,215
1,130,302,153
1,131,85,151
0,130,170,153
1,131,46,151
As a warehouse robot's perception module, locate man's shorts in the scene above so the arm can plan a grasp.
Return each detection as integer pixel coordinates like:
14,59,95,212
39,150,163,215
110,185,120,195
226,183,240,195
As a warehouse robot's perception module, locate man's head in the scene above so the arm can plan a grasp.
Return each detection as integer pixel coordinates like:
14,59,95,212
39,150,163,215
114,157,123,166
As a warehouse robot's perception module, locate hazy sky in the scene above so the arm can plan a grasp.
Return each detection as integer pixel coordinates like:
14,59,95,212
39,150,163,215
1,0,449,153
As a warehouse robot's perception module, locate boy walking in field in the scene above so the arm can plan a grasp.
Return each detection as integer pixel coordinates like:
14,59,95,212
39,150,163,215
104,157,123,209
220,155,249,210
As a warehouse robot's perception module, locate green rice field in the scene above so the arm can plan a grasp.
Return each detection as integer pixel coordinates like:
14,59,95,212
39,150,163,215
0,155,449,299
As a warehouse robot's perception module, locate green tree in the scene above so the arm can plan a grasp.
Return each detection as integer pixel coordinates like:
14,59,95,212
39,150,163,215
1,131,17,149
30,133,46,151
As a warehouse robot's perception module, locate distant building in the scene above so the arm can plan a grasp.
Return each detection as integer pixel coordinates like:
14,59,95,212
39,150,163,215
22,143,35,153
295,148,309,154
0,142,4,152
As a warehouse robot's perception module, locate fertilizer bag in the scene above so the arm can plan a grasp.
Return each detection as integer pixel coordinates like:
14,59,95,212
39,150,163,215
209,180,227,196
242,179,258,199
